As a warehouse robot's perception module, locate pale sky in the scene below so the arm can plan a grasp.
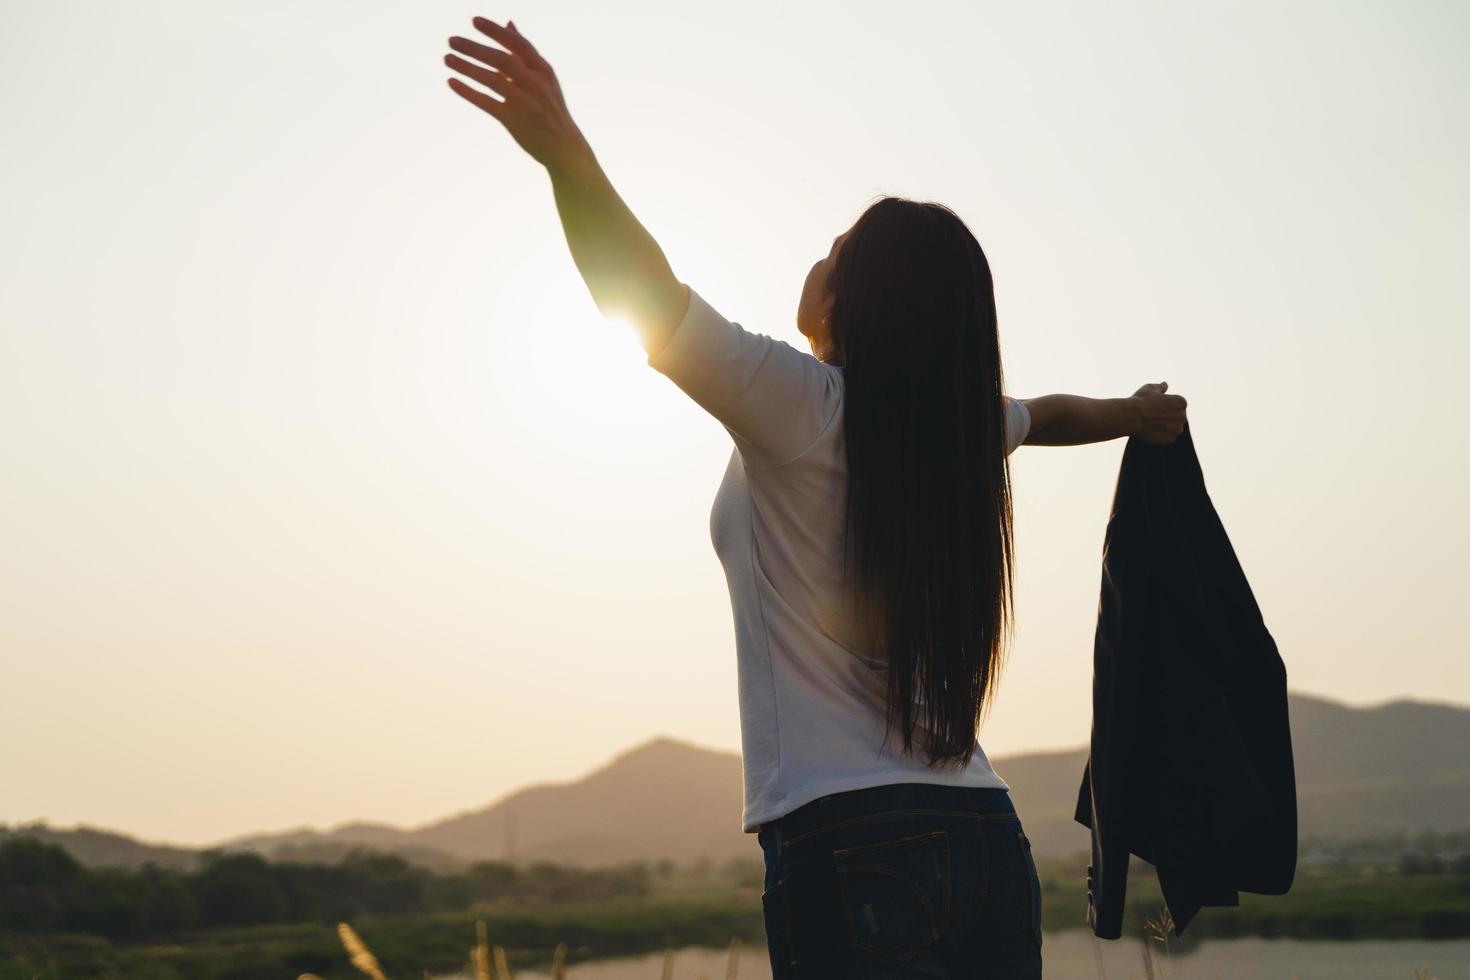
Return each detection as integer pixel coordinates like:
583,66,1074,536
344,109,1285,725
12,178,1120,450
2,1,1465,847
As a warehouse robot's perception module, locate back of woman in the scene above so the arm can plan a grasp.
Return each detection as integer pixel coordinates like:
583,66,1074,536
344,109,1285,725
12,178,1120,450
443,24,1186,975
647,197,1044,978
647,269,1034,817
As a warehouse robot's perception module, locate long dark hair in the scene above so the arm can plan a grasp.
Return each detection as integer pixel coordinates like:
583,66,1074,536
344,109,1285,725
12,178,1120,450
827,196,1017,770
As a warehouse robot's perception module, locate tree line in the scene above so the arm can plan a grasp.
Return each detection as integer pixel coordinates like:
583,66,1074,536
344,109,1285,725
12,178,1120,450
0,836,653,940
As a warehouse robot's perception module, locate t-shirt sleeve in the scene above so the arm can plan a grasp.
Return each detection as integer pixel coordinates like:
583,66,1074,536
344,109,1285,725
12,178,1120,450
1004,396,1031,456
647,284,842,467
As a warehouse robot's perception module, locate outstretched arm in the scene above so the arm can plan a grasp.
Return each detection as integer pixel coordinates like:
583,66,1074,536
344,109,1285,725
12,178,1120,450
444,17,690,352
1023,383,1187,446
545,151,690,355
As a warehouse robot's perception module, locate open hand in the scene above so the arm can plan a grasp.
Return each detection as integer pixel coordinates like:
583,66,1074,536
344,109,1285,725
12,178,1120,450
1131,382,1188,444
444,17,590,173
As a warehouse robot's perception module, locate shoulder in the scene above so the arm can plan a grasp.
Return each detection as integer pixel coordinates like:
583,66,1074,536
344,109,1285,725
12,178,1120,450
647,284,843,468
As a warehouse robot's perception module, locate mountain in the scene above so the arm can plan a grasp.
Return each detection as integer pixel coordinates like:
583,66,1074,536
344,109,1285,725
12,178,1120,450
216,822,465,874
1287,691,1470,838
223,735,746,869
1004,690,1470,854
0,822,202,872
8,690,1469,870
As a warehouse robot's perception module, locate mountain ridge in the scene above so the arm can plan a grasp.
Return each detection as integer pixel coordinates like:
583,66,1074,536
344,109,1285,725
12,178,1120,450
6,690,1467,871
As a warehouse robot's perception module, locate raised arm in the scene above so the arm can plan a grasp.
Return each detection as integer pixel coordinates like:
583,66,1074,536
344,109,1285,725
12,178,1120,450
444,17,689,352
1023,383,1187,446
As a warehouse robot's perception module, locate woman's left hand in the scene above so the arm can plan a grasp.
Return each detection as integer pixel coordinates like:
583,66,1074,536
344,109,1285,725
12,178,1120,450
444,17,591,173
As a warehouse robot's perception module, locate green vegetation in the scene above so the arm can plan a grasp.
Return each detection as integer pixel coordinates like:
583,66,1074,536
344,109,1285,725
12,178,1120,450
2,836,1468,979
0,836,653,939
0,895,761,980
1029,840,1470,947
1035,865,1470,947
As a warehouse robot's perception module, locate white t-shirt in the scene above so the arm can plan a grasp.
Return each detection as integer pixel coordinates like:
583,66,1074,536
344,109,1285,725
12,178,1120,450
647,285,1033,833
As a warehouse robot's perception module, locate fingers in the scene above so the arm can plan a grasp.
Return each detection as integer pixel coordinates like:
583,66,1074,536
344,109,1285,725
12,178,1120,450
446,76,506,118
445,52,513,97
472,16,550,71
448,35,518,76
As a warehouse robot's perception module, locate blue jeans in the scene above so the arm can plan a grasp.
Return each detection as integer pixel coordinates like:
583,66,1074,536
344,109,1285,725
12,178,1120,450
757,783,1043,979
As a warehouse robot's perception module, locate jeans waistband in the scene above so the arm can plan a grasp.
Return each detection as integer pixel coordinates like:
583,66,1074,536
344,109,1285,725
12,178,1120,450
763,782,1016,839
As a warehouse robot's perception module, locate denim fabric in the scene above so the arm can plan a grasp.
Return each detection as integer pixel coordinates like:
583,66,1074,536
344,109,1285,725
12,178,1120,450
757,783,1042,979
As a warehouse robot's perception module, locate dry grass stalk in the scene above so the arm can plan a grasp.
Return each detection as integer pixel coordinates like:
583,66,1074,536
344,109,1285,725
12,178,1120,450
493,943,512,980
725,934,742,979
1138,922,1156,980
1144,904,1175,970
469,945,491,980
551,941,567,979
337,922,389,980
1090,930,1108,980
660,947,675,980
471,920,491,980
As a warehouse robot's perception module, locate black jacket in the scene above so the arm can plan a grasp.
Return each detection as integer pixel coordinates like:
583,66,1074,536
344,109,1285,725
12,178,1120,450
1073,420,1297,939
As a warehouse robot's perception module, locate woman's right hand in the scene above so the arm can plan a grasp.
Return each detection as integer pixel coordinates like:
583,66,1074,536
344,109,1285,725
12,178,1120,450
445,18,593,176
1131,382,1188,444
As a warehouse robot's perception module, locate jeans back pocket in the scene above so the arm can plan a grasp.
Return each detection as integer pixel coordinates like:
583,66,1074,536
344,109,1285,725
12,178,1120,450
760,876,796,978
832,829,951,962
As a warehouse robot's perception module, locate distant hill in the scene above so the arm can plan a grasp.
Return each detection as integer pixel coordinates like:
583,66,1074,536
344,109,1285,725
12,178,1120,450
999,690,1470,855
0,820,466,875
8,690,1469,870
1288,692,1470,838
223,735,746,870
0,822,202,872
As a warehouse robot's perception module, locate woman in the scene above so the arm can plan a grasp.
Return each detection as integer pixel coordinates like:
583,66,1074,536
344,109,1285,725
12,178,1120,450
445,19,1187,978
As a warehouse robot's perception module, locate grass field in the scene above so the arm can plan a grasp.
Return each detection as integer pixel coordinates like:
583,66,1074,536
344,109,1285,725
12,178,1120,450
3,868,1467,980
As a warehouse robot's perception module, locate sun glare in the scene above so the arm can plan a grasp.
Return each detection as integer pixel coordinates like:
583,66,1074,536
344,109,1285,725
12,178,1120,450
485,291,675,451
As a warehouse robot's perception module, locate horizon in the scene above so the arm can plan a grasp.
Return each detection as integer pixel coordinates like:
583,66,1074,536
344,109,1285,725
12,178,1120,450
7,685,1462,849
4,1,1465,847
